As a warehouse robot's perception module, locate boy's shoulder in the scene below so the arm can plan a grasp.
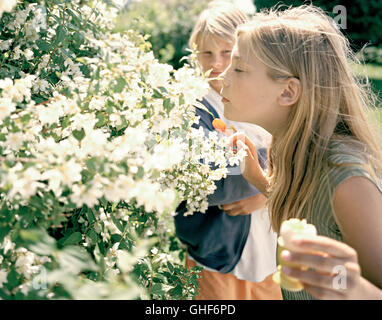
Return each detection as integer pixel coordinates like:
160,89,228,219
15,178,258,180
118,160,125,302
193,98,219,131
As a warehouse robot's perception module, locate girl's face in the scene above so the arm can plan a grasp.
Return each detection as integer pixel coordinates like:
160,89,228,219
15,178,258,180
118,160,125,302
197,36,233,94
220,42,292,135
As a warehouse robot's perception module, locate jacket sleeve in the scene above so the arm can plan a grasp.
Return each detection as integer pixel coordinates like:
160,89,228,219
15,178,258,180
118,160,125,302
192,108,267,207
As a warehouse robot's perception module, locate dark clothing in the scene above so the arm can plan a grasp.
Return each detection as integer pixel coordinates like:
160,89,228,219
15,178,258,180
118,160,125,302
174,98,267,273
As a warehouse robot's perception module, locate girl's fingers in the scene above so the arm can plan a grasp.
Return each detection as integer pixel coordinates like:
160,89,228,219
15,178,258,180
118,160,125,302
227,132,258,155
291,235,359,260
225,209,249,216
221,202,239,211
225,210,240,216
282,266,337,291
281,250,346,274
302,283,345,300
237,140,255,160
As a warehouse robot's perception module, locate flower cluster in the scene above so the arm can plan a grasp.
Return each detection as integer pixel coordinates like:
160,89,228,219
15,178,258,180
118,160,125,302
0,0,246,300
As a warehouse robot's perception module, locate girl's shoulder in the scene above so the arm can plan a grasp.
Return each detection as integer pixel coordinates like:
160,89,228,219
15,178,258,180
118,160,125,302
325,139,382,194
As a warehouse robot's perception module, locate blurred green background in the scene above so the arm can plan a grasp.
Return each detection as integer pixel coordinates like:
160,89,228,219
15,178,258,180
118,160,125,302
115,0,382,111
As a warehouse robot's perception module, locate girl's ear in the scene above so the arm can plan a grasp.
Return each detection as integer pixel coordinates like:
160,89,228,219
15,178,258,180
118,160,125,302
278,77,301,107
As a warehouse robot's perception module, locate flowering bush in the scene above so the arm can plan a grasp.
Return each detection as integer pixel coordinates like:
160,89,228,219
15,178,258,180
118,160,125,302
0,0,246,299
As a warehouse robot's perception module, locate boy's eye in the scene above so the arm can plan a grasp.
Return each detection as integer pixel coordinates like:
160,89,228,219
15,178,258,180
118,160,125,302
223,50,232,54
234,68,243,73
202,52,212,55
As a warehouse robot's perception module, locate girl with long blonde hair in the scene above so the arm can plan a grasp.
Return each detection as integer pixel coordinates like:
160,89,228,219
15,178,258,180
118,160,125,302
222,5,382,299
175,1,282,300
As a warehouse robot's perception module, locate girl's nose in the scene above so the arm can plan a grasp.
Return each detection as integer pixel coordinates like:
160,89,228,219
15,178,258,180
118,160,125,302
220,68,231,87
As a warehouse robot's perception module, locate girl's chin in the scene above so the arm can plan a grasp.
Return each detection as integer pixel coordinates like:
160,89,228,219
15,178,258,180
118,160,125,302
223,108,236,121
209,82,223,94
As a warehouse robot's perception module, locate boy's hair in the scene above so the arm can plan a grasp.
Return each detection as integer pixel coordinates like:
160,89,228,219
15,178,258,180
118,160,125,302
189,1,248,50
236,5,382,232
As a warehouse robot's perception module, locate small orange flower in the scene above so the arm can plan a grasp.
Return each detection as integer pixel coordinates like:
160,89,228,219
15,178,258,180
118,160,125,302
212,118,226,132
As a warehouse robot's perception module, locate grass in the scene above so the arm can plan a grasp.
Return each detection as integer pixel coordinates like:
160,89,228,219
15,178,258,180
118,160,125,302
368,107,382,148
352,63,382,105
372,107,382,125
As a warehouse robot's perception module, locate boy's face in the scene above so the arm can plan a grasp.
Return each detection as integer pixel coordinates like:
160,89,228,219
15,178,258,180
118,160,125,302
197,36,233,94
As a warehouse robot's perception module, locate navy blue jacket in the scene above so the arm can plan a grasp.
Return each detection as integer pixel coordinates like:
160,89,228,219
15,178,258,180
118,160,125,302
174,98,268,273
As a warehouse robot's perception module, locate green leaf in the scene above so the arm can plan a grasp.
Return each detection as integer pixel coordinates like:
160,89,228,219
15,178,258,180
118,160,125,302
111,215,125,233
171,285,183,297
86,229,98,243
86,208,96,224
152,89,163,99
6,268,20,289
194,101,214,117
59,47,73,59
56,25,67,45
167,261,174,273
85,158,97,172
163,98,174,113
95,113,107,128
150,283,174,296
0,226,11,243
37,41,52,52
99,196,108,208
62,232,82,246
179,94,185,106
114,77,127,93
20,229,57,255
72,128,85,141
134,166,145,180
57,246,97,274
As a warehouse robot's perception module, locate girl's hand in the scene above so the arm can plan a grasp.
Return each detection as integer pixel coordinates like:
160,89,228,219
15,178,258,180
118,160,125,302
221,193,267,216
280,235,382,299
228,132,269,195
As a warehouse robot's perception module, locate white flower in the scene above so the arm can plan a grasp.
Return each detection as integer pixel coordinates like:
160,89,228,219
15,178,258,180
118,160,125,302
1,236,15,255
41,159,82,196
37,103,63,126
6,132,25,151
23,48,34,60
145,139,186,171
0,39,13,51
70,181,103,208
0,269,8,288
146,62,173,88
0,78,21,102
71,112,97,134
63,99,81,115
8,166,44,199
0,97,16,121
110,127,147,161
0,0,17,18
89,96,105,111
13,45,22,60
174,67,210,105
32,78,50,94
81,129,109,156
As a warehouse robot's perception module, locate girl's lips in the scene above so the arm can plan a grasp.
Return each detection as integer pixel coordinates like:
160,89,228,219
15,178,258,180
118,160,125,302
221,96,230,103
210,72,222,77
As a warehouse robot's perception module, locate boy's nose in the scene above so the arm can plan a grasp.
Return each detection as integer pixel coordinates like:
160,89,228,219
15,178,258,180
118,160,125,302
212,56,223,69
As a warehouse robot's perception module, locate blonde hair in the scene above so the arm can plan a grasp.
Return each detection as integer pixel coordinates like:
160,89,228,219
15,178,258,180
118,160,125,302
236,5,382,233
189,1,248,50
